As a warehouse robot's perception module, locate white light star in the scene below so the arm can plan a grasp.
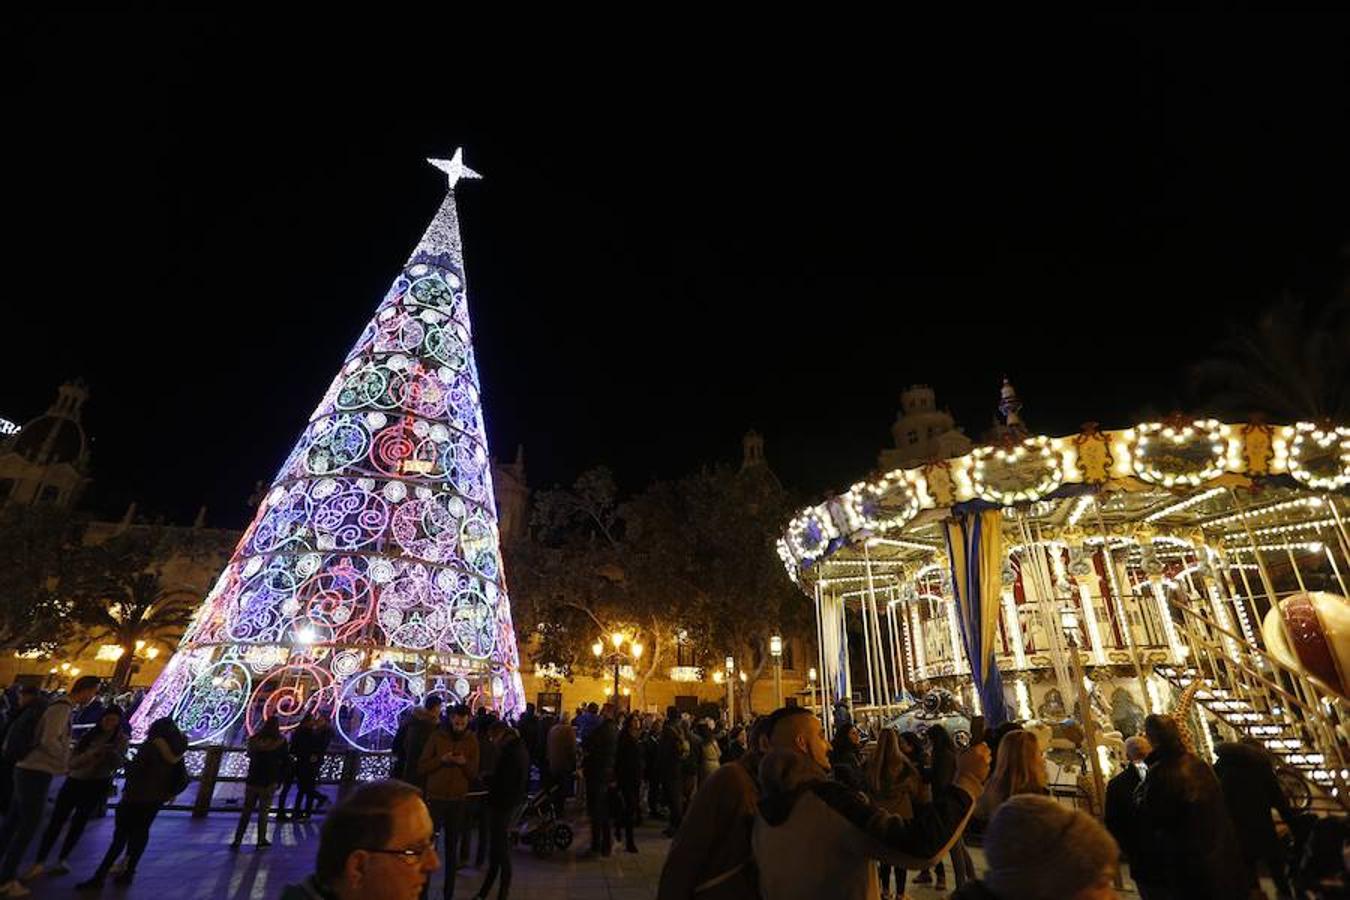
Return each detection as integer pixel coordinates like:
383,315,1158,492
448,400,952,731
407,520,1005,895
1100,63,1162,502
428,149,481,189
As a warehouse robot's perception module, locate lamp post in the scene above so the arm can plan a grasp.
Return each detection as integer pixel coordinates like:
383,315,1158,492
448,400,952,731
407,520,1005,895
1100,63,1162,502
1060,603,1106,817
808,667,818,712
593,632,643,711
729,655,739,723
770,634,784,708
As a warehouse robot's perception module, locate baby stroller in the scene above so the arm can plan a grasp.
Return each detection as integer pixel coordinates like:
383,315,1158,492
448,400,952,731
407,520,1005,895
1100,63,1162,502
514,784,575,859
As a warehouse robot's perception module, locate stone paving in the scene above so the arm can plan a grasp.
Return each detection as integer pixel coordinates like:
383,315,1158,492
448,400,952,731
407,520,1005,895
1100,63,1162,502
13,805,1161,900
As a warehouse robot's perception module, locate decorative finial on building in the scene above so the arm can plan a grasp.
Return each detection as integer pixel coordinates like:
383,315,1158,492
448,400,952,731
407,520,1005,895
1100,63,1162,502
999,376,1024,432
741,430,765,471
193,505,207,529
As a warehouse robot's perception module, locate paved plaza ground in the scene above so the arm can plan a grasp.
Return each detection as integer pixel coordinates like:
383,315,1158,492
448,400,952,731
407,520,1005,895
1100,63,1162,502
15,805,1163,900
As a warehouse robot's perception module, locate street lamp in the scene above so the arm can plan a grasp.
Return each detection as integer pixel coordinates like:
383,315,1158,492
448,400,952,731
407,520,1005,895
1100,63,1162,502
595,633,640,711
724,656,736,723
808,667,818,711
769,634,784,708
1060,603,1106,817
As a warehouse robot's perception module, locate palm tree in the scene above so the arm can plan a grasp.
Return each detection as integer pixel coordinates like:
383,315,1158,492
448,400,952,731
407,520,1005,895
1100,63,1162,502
70,528,207,691
1189,293,1350,422
74,570,199,691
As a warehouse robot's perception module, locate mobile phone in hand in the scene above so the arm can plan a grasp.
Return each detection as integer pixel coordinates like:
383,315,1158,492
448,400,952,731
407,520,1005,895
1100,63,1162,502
969,715,986,747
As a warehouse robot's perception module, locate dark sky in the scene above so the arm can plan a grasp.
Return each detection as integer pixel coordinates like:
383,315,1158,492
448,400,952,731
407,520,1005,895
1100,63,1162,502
6,16,1349,527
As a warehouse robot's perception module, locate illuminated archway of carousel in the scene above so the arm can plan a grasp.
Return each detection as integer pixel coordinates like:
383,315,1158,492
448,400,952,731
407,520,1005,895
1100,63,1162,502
778,417,1350,810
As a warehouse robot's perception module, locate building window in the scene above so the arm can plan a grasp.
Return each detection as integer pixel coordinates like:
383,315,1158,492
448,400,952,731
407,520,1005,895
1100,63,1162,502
676,640,698,668
782,641,795,671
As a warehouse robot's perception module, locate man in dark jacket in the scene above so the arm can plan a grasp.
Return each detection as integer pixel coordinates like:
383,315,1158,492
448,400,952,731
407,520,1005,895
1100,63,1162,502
516,703,540,766
396,696,442,789
1214,739,1296,898
656,707,688,837
1104,735,1150,890
581,704,619,857
473,722,528,900
1133,714,1246,900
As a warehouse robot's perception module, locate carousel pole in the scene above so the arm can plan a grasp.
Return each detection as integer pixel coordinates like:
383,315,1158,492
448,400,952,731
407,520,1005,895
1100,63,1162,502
838,586,854,722
888,586,907,698
1090,498,1152,710
859,590,877,709
1324,495,1350,566
862,544,893,716
1227,488,1324,717
814,579,831,738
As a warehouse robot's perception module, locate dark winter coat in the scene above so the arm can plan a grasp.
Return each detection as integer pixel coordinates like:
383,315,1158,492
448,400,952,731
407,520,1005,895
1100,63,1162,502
517,711,540,763
657,719,687,781
582,717,618,782
829,745,866,794
1133,746,1247,899
616,730,643,791
486,731,530,811
1103,762,1144,861
290,724,332,768
123,733,189,805
398,707,439,785
1213,741,1294,858
245,733,289,787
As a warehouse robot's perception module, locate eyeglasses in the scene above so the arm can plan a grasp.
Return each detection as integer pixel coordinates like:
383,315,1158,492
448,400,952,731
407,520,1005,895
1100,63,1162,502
361,842,437,864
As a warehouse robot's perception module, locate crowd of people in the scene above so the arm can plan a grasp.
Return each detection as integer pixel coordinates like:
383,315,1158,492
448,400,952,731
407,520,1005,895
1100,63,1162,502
0,674,1339,900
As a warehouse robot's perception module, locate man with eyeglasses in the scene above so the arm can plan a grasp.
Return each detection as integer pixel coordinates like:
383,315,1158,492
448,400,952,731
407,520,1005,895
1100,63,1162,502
281,780,439,900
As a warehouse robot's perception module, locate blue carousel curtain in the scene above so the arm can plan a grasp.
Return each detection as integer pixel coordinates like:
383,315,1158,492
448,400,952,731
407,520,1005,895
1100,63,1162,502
945,509,1010,727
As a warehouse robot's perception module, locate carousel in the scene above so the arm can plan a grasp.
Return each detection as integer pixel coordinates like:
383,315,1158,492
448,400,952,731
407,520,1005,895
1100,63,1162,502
778,384,1350,812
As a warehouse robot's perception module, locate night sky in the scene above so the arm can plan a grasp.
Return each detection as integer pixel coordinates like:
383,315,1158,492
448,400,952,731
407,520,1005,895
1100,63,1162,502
7,16,1349,527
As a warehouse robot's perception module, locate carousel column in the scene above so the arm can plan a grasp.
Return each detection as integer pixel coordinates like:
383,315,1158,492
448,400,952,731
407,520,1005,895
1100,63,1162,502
1092,499,1152,709
858,592,876,709
863,545,893,714
814,580,832,738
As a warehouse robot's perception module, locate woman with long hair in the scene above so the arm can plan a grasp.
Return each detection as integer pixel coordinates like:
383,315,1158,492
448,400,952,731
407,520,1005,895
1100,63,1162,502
975,730,1048,823
865,729,922,900
75,716,188,890
25,707,128,879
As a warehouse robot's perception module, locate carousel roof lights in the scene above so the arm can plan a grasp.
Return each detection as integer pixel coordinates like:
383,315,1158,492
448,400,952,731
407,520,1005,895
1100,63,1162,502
1229,541,1323,554
1202,496,1324,529
1229,517,1340,539
1143,487,1227,523
1067,495,1095,526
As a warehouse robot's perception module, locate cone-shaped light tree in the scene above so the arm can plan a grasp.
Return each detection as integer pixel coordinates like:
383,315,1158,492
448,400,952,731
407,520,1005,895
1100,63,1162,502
130,152,525,751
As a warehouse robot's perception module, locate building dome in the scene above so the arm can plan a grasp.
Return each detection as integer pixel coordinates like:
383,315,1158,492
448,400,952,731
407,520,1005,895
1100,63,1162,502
11,416,86,466
8,381,89,467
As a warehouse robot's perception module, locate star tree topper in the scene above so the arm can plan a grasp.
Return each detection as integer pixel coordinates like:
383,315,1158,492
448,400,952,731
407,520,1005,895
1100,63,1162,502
428,148,481,188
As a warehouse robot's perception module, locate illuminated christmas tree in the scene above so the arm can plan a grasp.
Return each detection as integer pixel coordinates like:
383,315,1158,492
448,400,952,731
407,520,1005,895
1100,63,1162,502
130,151,525,751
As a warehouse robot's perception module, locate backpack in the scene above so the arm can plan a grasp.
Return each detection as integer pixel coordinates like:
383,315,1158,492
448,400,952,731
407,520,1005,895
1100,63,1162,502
1,698,50,763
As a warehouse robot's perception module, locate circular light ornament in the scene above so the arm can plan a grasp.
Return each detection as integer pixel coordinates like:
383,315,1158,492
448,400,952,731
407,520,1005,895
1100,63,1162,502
971,436,1064,506
1130,419,1227,488
1287,423,1350,491
842,472,920,535
788,508,834,560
